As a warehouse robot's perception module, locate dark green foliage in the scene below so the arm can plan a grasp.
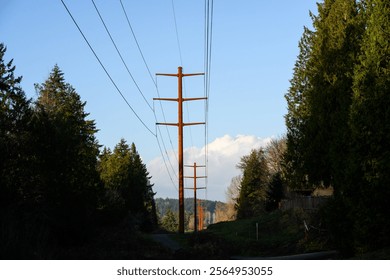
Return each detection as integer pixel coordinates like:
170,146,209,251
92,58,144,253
234,137,287,218
207,210,305,257
307,0,364,188
284,27,314,190
98,139,157,231
0,43,42,258
317,195,354,256
236,149,269,219
266,172,285,212
348,0,390,251
161,208,178,232
284,0,390,254
0,46,159,258
32,65,101,245
155,198,219,217
155,198,224,231
0,55,99,255
285,0,364,190
0,43,33,207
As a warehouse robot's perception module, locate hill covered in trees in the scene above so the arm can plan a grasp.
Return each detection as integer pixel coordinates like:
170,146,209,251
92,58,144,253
155,198,233,231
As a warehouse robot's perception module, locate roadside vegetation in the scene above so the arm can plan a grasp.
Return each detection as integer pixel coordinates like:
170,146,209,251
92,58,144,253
1,0,389,260
170,209,332,259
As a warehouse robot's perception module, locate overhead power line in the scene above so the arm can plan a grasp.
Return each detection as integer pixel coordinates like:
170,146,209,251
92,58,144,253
97,0,179,191
119,0,179,186
60,0,156,137
119,0,156,87
119,0,178,163
171,0,184,67
91,0,153,112
171,0,196,148
204,0,214,196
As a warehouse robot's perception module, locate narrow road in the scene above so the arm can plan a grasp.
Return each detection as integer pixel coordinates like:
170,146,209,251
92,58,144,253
231,250,339,260
151,234,182,251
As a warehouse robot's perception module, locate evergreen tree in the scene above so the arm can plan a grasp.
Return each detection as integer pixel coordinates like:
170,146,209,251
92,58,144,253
0,43,32,207
284,27,314,190
305,0,363,188
285,0,390,254
285,0,365,191
236,149,269,219
161,208,178,232
0,43,39,258
349,0,390,250
98,139,157,229
33,65,101,244
266,172,285,212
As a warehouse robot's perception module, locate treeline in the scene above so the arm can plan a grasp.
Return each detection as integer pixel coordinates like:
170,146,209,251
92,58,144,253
284,0,389,254
230,138,287,219
156,198,218,216
0,44,157,259
155,198,229,232
232,0,389,256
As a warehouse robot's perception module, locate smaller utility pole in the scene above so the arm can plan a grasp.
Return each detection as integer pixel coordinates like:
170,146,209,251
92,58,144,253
185,162,206,233
198,201,204,231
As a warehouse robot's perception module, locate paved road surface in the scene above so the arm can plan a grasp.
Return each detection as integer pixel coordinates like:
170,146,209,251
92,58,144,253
232,250,339,260
151,234,181,251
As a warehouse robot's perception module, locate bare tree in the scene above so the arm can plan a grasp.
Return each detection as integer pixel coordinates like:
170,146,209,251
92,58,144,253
224,175,242,220
226,175,241,204
265,136,287,175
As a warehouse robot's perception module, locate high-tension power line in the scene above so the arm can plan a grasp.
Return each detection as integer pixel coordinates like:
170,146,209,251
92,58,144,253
203,0,214,196
171,0,184,67
60,0,156,137
93,0,180,189
119,0,179,188
119,0,156,86
170,0,197,149
91,0,153,112
61,0,214,204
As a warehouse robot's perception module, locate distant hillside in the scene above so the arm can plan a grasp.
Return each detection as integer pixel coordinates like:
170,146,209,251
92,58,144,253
155,198,233,227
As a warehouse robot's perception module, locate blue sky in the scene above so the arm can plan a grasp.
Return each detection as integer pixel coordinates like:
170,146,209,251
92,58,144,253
1,0,318,201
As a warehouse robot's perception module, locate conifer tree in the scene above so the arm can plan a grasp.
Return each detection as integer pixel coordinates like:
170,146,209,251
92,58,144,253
349,0,390,250
305,0,363,188
285,0,365,191
34,65,100,243
98,139,157,229
161,208,178,232
0,43,32,207
236,149,269,219
284,27,314,190
0,44,38,257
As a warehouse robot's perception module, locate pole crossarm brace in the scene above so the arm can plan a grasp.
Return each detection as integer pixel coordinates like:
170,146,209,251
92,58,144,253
154,97,207,102
156,122,205,126
156,72,204,77
154,66,206,234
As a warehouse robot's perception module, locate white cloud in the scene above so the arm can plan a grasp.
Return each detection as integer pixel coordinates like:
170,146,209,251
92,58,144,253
147,134,272,202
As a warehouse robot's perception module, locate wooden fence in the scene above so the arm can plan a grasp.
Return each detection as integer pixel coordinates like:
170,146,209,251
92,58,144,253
280,196,329,212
